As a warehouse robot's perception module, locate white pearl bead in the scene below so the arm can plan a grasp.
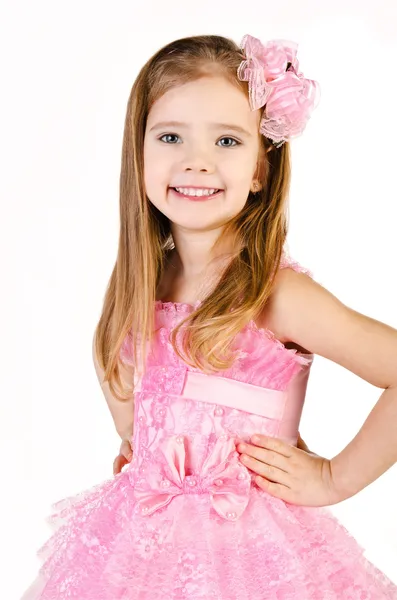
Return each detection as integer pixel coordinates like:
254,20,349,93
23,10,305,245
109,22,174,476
219,434,228,441
214,407,224,416
176,436,184,443
160,480,170,488
214,479,223,486
226,511,237,520
237,472,246,480
187,478,197,487
141,506,149,514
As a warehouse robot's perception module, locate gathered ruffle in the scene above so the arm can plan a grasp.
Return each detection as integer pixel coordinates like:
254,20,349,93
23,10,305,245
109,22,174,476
22,466,397,599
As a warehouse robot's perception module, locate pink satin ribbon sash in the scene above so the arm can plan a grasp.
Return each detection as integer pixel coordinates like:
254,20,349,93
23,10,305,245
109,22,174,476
182,367,312,445
182,371,287,419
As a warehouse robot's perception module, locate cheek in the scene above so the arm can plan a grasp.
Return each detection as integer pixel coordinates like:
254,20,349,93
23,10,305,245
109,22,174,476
221,152,257,183
144,159,168,194
143,142,162,187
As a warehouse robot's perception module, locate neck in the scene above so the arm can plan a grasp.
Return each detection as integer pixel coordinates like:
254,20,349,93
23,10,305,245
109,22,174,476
169,231,240,280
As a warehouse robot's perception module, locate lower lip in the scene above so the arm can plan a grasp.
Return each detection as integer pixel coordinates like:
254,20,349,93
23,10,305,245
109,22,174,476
169,188,223,202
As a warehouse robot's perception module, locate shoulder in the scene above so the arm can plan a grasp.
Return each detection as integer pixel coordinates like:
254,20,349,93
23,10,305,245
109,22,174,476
265,265,333,349
262,267,315,353
265,267,397,388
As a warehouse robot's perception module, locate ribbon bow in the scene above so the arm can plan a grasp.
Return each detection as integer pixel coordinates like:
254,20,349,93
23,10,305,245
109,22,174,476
237,34,321,147
133,434,251,521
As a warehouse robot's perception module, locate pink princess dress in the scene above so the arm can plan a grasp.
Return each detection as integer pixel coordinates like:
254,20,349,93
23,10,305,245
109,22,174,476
21,257,397,599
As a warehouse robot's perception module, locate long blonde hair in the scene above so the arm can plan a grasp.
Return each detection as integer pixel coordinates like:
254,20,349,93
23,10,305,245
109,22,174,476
94,34,292,402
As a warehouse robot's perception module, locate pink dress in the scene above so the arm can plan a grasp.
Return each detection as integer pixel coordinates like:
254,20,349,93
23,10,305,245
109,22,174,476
21,256,397,599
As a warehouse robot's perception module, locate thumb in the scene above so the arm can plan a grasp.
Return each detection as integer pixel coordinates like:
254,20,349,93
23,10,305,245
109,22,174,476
121,438,133,461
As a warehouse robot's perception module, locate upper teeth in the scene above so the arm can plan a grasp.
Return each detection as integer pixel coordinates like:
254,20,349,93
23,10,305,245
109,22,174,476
174,187,219,197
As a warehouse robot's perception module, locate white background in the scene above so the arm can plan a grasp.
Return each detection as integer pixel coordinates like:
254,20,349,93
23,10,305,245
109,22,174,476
1,0,397,597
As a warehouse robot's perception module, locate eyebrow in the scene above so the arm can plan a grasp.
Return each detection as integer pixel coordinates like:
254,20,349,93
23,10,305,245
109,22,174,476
148,120,253,138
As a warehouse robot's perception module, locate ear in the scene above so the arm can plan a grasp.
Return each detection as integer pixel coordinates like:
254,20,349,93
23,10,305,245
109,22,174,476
250,180,262,193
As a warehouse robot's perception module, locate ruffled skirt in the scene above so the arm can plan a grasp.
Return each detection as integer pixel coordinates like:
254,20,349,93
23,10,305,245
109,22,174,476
21,469,397,599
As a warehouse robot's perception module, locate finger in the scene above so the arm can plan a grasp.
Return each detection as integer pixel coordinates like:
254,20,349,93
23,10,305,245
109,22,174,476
297,433,311,453
121,441,133,461
113,457,121,475
240,454,291,487
240,444,290,473
255,475,295,503
120,437,133,456
250,435,293,458
113,455,122,475
113,454,127,475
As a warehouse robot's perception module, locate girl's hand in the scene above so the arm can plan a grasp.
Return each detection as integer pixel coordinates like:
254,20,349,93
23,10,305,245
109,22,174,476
113,438,133,475
236,434,341,507
296,432,317,455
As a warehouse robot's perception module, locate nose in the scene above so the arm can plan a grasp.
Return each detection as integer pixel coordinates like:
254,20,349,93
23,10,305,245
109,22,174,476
180,146,216,173
186,166,209,172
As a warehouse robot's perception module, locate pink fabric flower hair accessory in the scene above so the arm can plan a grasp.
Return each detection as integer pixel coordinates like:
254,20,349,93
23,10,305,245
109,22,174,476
237,34,321,147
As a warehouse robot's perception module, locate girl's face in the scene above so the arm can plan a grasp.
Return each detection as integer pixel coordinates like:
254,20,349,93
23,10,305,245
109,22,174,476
143,75,262,233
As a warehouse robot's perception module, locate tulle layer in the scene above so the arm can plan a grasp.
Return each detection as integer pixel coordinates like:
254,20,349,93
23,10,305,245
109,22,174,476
21,469,397,599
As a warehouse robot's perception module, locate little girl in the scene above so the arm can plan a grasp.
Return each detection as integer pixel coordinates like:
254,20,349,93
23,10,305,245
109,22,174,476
21,33,397,599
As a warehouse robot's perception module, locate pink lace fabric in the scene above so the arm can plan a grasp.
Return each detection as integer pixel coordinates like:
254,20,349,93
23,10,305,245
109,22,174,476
21,255,397,599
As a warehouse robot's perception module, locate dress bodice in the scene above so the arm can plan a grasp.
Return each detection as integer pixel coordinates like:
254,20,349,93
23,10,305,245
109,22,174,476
120,252,315,455
120,295,314,522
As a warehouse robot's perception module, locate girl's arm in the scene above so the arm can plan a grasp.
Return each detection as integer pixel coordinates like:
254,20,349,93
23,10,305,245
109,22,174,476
331,383,397,499
92,336,135,441
271,268,397,501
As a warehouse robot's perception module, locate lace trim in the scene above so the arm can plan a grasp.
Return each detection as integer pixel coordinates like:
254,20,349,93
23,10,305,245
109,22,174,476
154,300,313,367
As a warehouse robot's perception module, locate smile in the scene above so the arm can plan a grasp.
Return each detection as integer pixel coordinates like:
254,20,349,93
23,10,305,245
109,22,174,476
169,187,223,201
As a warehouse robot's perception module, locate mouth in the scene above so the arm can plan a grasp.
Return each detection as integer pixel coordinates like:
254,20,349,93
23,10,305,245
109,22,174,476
169,187,224,201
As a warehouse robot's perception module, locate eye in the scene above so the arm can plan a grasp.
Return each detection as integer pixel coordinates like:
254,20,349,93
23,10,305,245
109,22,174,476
159,133,181,144
158,134,242,147
217,137,241,148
